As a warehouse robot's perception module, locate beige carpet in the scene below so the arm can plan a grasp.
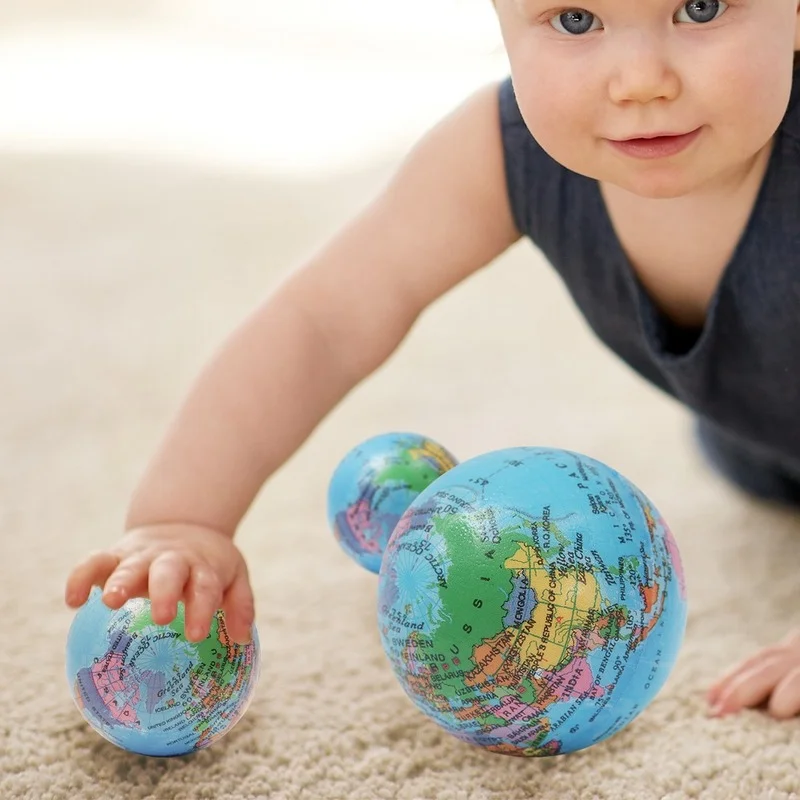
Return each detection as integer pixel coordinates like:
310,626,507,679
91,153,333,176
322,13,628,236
3,150,800,800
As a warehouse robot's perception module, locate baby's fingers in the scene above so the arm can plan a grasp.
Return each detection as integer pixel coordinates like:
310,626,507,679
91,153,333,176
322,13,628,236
710,653,787,716
184,566,223,643
148,553,191,625
222,567,256,646
707,646,782,707
65,552,121,607
768,665,800,719
103,557,151,608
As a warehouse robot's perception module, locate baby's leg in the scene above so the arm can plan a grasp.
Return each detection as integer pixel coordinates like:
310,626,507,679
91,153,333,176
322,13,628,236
695,419,800,507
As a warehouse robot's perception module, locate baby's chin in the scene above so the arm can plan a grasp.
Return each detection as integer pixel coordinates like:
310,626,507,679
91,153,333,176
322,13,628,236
536,145,695,200
600,173,700,201
573,159,705,201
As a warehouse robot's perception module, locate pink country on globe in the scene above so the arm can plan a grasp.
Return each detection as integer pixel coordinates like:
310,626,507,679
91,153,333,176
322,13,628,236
329,434,688,756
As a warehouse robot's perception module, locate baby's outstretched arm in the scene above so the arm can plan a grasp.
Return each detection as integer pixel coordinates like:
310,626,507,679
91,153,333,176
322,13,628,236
708,631,800,718
65,82,520,643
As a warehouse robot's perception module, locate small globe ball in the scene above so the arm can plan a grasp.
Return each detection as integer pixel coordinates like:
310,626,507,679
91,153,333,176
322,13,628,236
377,447,687,756
328,432,458,573
66,589,260,757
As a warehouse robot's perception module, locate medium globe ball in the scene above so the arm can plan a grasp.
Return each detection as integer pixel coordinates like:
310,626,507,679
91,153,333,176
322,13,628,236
327,432,458,573
66,589,260,757
377,447,687,756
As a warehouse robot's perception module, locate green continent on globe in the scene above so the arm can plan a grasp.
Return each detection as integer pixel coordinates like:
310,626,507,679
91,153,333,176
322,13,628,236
328,433,459,573
378,448,686,756
69,593,260,756
374,439,458,493
124,605,256,749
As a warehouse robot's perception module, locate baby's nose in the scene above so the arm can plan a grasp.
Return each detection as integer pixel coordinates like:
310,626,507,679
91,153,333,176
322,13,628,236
607,33,681,105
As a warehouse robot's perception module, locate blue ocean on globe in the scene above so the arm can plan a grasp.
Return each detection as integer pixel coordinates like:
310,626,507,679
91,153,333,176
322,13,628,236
327,432,458,573
66,589,260,757
376,446,688,756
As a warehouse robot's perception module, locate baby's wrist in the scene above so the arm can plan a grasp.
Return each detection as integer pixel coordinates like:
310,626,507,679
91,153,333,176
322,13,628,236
122,519,234,540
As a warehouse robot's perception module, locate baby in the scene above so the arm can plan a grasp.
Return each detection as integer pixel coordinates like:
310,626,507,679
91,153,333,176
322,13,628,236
66,1,800,720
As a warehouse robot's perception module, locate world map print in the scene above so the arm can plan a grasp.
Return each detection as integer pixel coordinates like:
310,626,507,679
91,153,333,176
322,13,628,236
377,447,687,755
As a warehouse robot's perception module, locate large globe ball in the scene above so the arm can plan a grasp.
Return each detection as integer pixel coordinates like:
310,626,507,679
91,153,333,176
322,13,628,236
377,447,687,756
327,432,458,573
66,589,260,757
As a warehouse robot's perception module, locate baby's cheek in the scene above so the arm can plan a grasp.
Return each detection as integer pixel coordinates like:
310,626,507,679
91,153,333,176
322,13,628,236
511,54,598,168
711,62,792,158
519,96,589,174
707,31,793,131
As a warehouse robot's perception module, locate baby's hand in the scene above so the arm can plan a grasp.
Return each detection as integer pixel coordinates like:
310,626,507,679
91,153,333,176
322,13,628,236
65,524,255,645
707,631,800,719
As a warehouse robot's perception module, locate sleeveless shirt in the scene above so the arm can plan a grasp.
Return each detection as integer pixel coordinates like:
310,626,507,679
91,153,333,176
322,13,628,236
498,71,800,473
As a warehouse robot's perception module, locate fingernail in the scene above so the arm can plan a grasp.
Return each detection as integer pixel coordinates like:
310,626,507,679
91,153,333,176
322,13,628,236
709,702,726,718
237,625,253,645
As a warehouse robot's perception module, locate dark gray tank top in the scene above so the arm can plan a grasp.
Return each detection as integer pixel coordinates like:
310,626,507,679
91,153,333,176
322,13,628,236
498,71,800,472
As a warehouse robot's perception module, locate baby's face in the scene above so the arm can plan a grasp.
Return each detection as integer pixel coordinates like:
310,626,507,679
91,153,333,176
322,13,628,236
495,0,800,198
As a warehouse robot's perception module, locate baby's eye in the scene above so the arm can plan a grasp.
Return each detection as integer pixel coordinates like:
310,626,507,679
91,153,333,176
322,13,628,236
675,0,728,24
549,9,602,35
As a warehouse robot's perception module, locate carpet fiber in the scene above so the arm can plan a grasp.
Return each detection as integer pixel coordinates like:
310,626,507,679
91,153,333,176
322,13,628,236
3,152,800,800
